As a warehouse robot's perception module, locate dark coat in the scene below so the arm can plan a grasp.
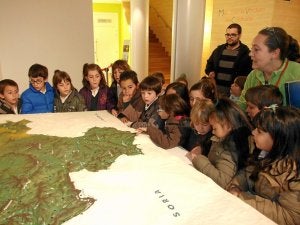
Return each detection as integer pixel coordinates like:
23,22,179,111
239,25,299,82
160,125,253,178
131,98,159,129
79,85,114,111
54,89,86,112
205,42,252,87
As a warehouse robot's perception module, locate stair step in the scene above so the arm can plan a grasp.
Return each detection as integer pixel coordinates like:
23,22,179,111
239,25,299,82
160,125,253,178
149,27,171,84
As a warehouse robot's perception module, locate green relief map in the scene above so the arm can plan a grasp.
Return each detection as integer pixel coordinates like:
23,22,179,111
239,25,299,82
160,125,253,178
0,120,142,225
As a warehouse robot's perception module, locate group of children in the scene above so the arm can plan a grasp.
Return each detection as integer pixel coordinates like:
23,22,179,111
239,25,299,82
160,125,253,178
0,60,299,224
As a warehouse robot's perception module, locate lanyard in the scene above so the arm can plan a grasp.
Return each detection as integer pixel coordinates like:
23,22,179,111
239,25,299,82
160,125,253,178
259,60,289,87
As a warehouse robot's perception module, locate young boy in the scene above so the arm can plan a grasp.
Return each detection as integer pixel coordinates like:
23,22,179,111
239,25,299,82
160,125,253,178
21,63,54,114
131,75,162,128
116,70,144,123
229,76,247,103
245,85,283,120
0,79,21,114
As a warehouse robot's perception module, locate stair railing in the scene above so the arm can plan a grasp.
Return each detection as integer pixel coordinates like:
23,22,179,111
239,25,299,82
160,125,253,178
149,5,172,32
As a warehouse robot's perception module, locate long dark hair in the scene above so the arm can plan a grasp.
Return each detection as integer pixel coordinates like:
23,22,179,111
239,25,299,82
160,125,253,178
212,98,252,170
259,27,289,61
253,106,300,168
82,63,106,89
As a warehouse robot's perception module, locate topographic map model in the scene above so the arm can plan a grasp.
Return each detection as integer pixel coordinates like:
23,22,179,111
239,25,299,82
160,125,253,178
0,119,142,225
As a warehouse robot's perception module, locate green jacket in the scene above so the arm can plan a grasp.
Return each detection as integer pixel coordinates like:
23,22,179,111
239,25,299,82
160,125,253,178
54,89,86,112
239,59,300,110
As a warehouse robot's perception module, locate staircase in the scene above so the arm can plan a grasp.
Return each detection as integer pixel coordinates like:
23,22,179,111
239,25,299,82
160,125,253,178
149,28,171,84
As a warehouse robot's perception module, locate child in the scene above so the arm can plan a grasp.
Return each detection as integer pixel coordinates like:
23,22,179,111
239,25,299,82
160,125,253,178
79,63,114,111
245,85,283,163
192,98,252,189
52,70,86,112
150,72,166,96
143,93,190,149
21,63,54,114
116,70,145,123
110,59,131,116
185,99,214,157
189,77,217,107
175,73,188,87
131,75,162,129
229,76,247,102
228,106,300,225
245,85,283,120
0,79,21,114
165,82,190,109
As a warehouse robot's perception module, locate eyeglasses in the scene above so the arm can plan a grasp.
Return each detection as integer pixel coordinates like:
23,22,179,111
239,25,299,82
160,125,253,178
29,79,44,85
265,27,280,47
225,33,238,38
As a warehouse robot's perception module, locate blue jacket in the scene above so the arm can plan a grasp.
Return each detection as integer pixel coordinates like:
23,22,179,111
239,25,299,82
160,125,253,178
21,82,54,114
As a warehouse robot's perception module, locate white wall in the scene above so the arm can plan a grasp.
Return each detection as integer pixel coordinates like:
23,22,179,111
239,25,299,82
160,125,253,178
0,0,94,93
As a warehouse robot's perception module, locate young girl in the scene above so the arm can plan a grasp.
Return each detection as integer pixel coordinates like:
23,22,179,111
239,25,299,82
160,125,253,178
52,70,86,112
116,70,144,123
165,82,190,112
185,99,214,158
189,77,217,107
110,59,131,116
0,79,21,114
228,106,300,225
142,93,190,149
79,63,114,111
245,85,283,162
192,98,252,189
131,75,162,129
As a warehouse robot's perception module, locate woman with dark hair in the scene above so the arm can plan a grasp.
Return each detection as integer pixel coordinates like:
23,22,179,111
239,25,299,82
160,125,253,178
239,27,300,109
228,106,300,225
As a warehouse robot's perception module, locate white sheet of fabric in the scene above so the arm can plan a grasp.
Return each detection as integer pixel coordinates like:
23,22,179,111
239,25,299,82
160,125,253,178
0,111,276,225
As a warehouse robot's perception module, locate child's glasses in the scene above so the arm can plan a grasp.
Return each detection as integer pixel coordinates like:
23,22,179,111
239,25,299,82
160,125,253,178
29,79,43,85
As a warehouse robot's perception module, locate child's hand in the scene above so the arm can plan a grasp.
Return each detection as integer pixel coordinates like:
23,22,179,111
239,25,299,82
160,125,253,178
186,152,197,161
190,146,202,155
120,117,129,123
136,127,147,134
111,109,118,117
186,146,202,162
228,184,241,197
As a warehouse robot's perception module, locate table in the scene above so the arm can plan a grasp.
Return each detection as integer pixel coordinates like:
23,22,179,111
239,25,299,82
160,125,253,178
0,111,276,225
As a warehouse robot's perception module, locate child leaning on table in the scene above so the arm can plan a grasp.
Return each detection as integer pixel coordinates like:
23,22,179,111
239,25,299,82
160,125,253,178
21,63,54,114
138,93,190,149
52,70,86,112
0,79,21,114
116,70,144,123
130,75,161,129
192,97,252,189
185,99,214,159
228,106,300,225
